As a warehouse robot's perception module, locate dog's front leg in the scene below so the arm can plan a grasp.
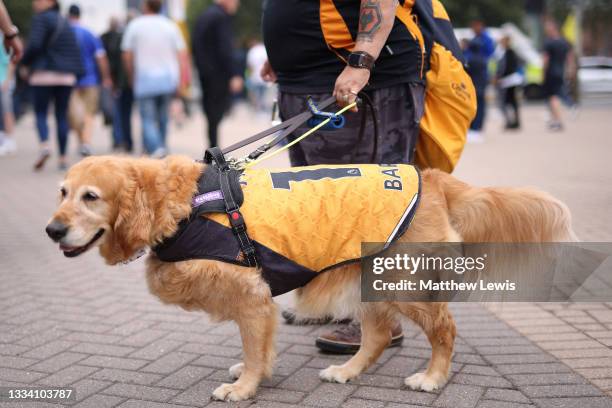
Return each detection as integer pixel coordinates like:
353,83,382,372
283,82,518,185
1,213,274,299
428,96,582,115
320,309,395,383
212,301,278,401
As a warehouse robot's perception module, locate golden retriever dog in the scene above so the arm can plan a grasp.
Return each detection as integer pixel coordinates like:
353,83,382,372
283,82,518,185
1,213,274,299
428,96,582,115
45,155,575,401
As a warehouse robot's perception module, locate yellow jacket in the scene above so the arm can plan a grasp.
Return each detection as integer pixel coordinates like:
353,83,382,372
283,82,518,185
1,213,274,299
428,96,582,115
154,164,420,296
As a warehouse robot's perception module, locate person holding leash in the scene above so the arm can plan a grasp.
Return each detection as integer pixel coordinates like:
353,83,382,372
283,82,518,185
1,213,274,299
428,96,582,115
261,0,430,353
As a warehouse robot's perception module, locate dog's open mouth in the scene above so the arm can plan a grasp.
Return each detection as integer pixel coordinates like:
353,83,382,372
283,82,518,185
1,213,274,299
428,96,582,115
60,229,105,258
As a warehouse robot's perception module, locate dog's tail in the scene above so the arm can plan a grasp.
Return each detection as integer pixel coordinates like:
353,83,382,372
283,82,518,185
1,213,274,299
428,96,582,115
428,169,578,243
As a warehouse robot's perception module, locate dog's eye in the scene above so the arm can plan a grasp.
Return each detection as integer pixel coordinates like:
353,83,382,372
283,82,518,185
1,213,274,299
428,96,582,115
60,188,67,199
82,192,99,202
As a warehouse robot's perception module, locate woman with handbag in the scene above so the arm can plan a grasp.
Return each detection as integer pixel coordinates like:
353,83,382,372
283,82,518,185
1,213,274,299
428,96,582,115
21,0,83,171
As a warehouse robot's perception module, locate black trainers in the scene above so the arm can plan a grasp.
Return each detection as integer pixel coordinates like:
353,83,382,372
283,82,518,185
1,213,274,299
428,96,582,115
33,149,51,171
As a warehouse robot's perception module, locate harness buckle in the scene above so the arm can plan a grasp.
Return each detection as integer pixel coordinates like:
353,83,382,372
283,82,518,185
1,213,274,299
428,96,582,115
228,210,247,232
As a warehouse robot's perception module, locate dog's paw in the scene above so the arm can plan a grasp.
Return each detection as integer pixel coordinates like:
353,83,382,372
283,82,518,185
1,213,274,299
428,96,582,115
404,372,444,392
229,363,244,380
319,365,353,384
211,382,255,401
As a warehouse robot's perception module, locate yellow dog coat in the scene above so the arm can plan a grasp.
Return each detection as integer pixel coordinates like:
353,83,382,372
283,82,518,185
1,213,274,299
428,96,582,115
154,164,420,296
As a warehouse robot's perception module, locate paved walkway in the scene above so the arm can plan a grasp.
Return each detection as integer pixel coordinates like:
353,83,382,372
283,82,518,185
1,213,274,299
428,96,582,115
1,102,611,408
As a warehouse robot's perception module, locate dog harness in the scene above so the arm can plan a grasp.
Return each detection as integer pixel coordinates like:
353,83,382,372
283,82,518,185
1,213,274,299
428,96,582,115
153,151,421,297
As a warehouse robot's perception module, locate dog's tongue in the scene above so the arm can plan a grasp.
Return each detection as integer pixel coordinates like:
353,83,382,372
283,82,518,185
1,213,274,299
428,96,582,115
60,244,79,252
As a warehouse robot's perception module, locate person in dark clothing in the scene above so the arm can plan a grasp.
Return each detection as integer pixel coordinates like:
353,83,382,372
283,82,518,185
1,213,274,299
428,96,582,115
261,0,430,166
22,0,84,171
191,0,243,149
101,16,134,152
261,0,463,354
464,19,495,143
495,35,522,130
543,19,573,131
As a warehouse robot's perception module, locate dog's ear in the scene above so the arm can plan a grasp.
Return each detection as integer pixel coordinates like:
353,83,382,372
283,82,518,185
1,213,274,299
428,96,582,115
100,166,153,265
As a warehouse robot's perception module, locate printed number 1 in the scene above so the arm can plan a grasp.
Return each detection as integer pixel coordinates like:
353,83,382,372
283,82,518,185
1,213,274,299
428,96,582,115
270,167,362,190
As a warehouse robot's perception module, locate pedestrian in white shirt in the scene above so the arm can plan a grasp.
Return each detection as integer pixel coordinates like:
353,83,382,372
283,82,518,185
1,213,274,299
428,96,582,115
122,0,188,157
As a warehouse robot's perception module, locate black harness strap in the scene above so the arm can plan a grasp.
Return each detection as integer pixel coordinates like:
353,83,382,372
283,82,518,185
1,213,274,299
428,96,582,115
204,147,258,268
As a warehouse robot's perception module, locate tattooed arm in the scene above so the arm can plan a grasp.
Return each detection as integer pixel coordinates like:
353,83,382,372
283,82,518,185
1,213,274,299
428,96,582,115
334,0,399,108
355,0,399,58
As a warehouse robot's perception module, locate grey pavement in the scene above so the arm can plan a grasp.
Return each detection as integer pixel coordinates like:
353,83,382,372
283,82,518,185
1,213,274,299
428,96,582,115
0,101,611,407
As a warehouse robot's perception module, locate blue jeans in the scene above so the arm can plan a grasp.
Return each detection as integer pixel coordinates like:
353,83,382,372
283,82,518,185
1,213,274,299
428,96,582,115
112,88,134,151
138,93,171,154
470,91,486,131
32,86,73,155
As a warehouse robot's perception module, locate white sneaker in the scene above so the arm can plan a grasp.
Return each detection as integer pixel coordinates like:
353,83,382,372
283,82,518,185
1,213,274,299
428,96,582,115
467,130,485,144
468,130,484,144
151,147,168,159
0,138,17,156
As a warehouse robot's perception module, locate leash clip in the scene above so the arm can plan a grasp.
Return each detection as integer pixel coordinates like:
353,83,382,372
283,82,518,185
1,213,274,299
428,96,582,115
306,97,345,130
227,156,252,171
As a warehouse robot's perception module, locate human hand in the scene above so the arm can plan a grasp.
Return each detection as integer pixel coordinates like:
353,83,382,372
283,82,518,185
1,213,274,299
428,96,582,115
18,65,29,80
229,76,244,94
260,60,277,83
333,66,370,112
4,36,23,63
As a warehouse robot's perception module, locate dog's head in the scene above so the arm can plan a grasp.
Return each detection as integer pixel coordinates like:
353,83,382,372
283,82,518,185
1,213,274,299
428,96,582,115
46,156,157,264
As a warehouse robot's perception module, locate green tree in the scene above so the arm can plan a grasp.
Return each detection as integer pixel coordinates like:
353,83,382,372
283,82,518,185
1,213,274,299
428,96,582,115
186,0,262,44
5,1,33,37
441,0,524,27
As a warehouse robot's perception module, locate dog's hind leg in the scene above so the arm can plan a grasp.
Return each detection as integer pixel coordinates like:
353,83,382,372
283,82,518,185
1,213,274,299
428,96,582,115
320,306,395,383
212,301,278,401
401,303,456,392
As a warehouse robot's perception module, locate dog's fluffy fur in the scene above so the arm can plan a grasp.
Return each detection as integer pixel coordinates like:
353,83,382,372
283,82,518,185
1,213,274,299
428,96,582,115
47,155,575,401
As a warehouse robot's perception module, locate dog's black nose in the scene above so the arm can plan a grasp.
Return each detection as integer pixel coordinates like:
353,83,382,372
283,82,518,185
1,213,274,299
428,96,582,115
46,221,69,242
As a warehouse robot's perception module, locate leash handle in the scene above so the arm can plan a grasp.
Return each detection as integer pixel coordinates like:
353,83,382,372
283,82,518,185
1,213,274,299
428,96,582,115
306,97,346,130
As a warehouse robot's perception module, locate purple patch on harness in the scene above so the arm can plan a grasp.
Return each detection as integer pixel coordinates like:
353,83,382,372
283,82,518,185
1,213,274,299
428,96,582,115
192,190,224,207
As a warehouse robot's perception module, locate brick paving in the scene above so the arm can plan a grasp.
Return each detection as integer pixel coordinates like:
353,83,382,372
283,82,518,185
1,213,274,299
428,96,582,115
1,102,612,407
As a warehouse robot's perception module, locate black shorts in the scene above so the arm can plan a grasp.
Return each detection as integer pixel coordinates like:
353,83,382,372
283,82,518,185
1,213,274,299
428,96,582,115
278,84,425,166
543,75,564,98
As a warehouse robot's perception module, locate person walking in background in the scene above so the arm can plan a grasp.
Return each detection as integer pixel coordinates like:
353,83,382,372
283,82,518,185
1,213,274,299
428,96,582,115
192,0,243,149
0,0,23,63
0,0,22,155
67,4,112,157
122,0,188,158
464,18,495,143
246,38,269,114
0,42,16,155
543,19,574,132
495,35,522,130
102,15,134,153
22,0,84,171
0,0,23,156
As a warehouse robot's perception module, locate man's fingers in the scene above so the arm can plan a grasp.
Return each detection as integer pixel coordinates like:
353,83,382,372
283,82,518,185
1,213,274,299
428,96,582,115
334,90,359,112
